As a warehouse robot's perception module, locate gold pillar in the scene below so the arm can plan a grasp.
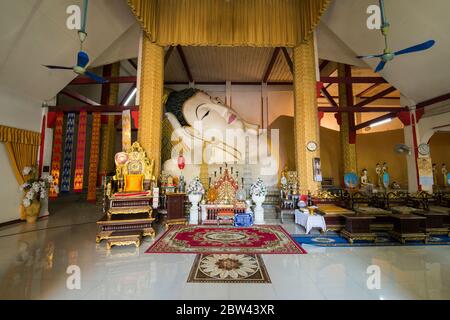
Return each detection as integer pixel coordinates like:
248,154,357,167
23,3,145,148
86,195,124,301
199,142,209,189
337,64,357,175
138,35,164,177
293,37,321,194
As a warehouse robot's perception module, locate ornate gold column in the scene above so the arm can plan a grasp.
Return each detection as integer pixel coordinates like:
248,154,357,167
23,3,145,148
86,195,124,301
138,35,164,177
99,62,119,178
337,64,357,175
293,37,321,194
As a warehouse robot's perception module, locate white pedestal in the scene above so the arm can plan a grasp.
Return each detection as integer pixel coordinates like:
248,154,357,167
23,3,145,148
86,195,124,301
252,195,266,224
188,194,202,225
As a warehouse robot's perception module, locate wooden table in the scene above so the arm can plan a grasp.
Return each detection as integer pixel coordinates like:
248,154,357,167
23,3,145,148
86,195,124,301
354,207,393,231
316,204,355,231
106,231,142,250
341,215,377,244
276,206,295,224
414,211,449,235
96,213,155,243
165,193,187,229
389,214,427,244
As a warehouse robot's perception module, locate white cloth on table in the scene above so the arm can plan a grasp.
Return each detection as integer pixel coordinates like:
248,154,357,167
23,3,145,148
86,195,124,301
294,209,326,234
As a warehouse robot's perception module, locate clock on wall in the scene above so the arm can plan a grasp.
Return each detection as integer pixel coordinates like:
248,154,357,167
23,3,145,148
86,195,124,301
418,143,430,156
306,141,318,152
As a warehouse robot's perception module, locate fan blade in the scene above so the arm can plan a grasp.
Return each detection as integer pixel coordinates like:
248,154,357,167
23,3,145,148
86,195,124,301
77,51,90,68
394,40,436,56
85,71,108,84
374,60,387,73
357,54,383,59
43,65,73,70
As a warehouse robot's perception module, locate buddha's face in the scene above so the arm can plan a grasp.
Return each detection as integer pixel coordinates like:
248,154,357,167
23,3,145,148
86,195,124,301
182,91,245,133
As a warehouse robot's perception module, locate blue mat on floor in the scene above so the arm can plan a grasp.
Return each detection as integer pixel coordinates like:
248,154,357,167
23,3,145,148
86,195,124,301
293,231,450,247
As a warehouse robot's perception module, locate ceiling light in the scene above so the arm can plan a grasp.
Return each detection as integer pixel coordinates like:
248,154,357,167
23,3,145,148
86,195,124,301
370,118,392,128
124,87,137,106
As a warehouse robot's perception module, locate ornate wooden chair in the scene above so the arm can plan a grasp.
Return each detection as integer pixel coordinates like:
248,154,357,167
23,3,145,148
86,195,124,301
106,142,155,217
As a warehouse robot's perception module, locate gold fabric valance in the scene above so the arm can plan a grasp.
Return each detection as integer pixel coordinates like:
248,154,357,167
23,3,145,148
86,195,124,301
128,0,331,47
0,125,41,146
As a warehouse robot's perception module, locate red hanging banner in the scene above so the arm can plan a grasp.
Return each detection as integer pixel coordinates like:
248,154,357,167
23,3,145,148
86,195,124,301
87,113,101,202
73,112,87,192
49,112,64,198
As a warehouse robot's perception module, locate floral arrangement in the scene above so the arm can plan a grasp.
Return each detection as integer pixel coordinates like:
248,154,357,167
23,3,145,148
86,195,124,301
186,176,205,195
250,178,267,197
19,166,55,208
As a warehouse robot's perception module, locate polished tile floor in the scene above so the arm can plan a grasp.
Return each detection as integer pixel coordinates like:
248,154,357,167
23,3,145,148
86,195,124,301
0,197,449,300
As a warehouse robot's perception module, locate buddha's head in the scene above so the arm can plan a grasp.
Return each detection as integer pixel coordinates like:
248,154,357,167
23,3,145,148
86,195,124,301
165,89,251,134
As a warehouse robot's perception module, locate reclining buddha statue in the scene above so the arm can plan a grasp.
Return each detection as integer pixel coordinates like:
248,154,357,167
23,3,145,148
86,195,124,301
161,88,279,187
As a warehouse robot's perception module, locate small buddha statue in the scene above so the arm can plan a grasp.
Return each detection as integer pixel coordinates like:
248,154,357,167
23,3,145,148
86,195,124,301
432,163,437,187
360,169,372,187
178,175,186,193
375,163,382,188
442,164,448,187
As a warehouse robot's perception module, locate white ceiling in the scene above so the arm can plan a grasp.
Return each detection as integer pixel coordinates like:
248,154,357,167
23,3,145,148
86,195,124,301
0,0,137,102
321,0,450,105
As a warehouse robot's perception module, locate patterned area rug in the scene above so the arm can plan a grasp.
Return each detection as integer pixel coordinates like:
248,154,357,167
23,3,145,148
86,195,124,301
187,254,271,283
294,232,450,247
146,225,306,254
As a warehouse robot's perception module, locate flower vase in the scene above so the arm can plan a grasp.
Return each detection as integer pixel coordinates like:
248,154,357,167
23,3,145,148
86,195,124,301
252,194,266,224
188,193,202,225
25,200,41,224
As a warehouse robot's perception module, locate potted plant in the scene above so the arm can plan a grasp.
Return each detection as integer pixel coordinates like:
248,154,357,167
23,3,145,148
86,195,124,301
19,167,55,223
250,178,267,224
186,177,205,225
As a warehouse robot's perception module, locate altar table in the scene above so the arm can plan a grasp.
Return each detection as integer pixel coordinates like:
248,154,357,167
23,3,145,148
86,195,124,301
295,209,327,234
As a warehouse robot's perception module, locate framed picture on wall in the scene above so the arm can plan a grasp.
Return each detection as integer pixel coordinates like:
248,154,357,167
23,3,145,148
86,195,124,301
313,158,322,182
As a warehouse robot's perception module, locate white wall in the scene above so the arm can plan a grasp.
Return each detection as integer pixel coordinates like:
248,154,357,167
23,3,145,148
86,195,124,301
0,86,42,223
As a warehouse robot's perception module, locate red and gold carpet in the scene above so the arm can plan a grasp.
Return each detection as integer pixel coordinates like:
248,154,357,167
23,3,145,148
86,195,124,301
146,225,306,254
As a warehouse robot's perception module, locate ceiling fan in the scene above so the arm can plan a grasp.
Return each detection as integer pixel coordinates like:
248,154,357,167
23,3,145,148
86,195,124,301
357,0,436,73
43,0,107,83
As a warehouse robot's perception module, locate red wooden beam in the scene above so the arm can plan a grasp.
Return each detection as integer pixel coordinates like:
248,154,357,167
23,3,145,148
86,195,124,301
281,47,294,74
69,76,137,85
128,59,137,70
60,88,99,106
353,86,397,108
416,92,450,109
164,46,175,67
354,91,450,131
356,83,382,98
319,107,408,113
321,76,387,84
263,47,281,83
49,105,139,114
176,45,193,82
319,60,329,72
320,87,339,108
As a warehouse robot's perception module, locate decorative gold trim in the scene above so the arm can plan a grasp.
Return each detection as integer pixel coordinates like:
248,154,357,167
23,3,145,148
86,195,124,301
341,230,377,244
389,231,428,244
107,239,141,250
165,219,188,230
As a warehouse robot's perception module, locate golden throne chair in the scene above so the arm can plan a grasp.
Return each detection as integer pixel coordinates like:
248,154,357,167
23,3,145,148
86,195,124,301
106,142,155,217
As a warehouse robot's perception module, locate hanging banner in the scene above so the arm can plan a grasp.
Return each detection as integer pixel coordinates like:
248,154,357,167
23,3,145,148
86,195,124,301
49,112,64,198
60,113,75,192
87,113,101,201
73,111,87,192
122,109,132,151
